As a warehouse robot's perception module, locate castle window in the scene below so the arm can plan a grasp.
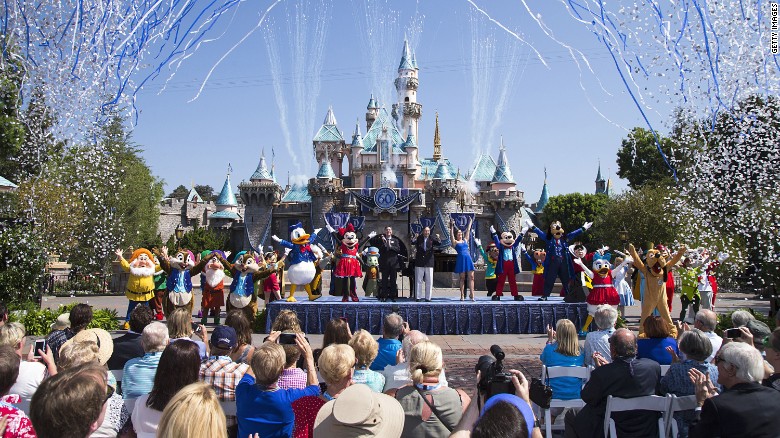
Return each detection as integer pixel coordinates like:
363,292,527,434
396,172,404,188
380,140,390,162
365,174,374,188
404,97,409,102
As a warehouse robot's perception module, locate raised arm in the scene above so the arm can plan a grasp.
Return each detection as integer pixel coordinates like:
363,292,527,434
668,245,687,268
627,244,646,274
573,257,594,278
465,217,473,241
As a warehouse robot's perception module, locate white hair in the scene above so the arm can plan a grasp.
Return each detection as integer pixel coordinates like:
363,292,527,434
141,322,170,353
731,311,754,328
719,342,765,383
594,305,618,330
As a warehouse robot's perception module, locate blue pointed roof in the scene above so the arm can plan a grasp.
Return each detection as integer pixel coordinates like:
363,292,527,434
596,162,605,182
270,165,277,183
411,51,418,69
468,154,498,182
0,175,17,188
367,94,378,109
433,161,453,180
313,107,344,142
399,40,415,70
316,160,337,179
281,184,311,203
402,125,417,149
250,155,274,181
491,140,515,183
536,180,549,213
209,210,240,220
417,158,461,181
186,187,203,203
215,174,237,206
361,107,405,153
351,120,364,148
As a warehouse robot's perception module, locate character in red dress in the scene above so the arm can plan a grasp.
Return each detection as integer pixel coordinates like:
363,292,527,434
574,252,631,334
327,223,362,302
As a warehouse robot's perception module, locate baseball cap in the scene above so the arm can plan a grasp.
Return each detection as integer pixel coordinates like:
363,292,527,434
210,326,237,350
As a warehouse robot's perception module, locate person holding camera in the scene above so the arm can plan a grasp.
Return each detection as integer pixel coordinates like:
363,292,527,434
387,341,470,437
540,320,585,422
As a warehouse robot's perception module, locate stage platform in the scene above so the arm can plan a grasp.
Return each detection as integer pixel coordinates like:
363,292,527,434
266,296,587,335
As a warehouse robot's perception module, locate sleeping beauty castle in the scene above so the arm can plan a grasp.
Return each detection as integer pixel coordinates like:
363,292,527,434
159,41,609,257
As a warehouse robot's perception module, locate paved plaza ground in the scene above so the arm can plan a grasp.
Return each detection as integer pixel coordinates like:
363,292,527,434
42,287,769,392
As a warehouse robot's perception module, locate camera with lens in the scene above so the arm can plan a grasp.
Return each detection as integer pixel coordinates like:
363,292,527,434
475,345,515,399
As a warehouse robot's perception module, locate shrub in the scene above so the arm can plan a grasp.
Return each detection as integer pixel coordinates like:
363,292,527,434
253,309,267,334
8,302,119,336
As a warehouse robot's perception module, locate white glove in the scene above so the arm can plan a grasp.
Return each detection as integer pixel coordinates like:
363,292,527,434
284,248,292,256
313,228,322,235
271,235,281,243
490,225,497,234
524,219,534,229
583,221,593,230
368,231,377,239
573,257,585,266
624,256,634,264
518,243,527,253
474,238,482,247
520,226,529,236
717,252,729,263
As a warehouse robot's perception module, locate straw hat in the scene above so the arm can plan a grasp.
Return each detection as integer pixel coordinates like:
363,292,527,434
313,384,404,438
50,313,70,331
64,328,114,366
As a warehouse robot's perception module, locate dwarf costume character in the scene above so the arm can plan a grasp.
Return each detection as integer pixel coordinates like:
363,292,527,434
678,253,703,322
528,219,592,301
261,251,283,307
198,250,230,325
490,225,525,301
116,248,160,329
272,222,322,302
362,247,380,298
156,247,208,318
477,241,499,297
628,243,686,338
575,252,629,333
327,223,362,302
151,256,167,321
222,251,270,322
522,247,546,296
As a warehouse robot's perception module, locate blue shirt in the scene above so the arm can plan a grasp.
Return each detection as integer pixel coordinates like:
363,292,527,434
353,368,386,393
540,343,585,400
236,374,319,438
122,351,162,399
370,338,402,371
637,337,679,365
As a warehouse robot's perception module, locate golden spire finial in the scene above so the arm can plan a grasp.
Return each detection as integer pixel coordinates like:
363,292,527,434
433,112,442,161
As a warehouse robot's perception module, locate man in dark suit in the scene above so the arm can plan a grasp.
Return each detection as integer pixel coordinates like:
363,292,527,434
107,305,154,371
411,227,440,302
688,341,780,437
368,226,407,302
565,328,661,438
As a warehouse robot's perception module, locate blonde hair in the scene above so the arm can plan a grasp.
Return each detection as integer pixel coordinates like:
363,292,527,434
318,344,355,385
348,330,378,367
555,319,580,357
59,341,100,370
409,341,443,384
157,382,226,438
251,343,285,385
0,322,25,348
167,308,193,339
271,310,302,333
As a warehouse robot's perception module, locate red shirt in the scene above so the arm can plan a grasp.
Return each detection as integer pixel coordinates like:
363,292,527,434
291,395,327,438
0,395,36,438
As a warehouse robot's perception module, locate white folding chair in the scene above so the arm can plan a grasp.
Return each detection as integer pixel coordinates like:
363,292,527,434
538,365,591,438
221,400,237,416
664,394,697,437
123,398,137,415
603,395,669,438
660,365,671,376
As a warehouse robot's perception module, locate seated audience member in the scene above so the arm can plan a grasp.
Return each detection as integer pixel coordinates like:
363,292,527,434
108,305,154,370
312,318,351,366
693,309,722,362
292,344,355,438
540,319,585,420
731,309,772,340
46,303,92,363
200,325,249,437
167,307,209,360
278,336,307,390
313,384,405,438
0,344,36,437
583,305,617,366
157,381,227,438
382,330,448,392
122,322,168,399
688,342,780,437
660,329,718,438
637,315,680,365
370,313,405,371
271,309,303,333
224,310,255,364
0,322,55,412
565,328,661,438
762,328,780,391
450,368,542,438
132,340,201,438
30,363,109,438
236,332,319,438
349,330,386,392
388,341,470,436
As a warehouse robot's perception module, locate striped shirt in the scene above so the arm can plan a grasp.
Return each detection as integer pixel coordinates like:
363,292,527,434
200,356,250,401
122,351,163,399
277,367,308,390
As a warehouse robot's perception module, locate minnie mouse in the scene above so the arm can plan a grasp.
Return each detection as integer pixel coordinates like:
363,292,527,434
327,222,362,302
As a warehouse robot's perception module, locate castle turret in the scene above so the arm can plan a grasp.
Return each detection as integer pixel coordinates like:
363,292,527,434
349,119,364,174
309,158,343,239
595,161,606,194
313,107,346,178
240,155,283,251
210,172,240,224
433,112,442,161
392,39,421,142
490,138,516,192
366,94,379,132
535,169,549,214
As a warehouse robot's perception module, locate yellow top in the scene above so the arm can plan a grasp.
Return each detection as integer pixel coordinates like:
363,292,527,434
120,258,158,302
533,264,544,275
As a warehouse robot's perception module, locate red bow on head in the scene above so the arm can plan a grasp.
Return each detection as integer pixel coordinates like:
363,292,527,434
299,244,311,253
338,223,355,237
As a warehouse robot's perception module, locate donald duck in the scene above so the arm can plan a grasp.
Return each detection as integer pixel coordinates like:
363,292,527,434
272,222,322,302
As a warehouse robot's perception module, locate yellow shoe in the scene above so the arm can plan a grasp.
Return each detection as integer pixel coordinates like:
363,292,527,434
308,294,322,301
286,296,297,302
123,321,130,330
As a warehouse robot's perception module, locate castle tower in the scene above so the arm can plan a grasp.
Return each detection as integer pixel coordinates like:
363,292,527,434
428,159,458,253
595,161,606,194
209,172,240,227
392,39,421,142
239,154,283,251
433,112,442,161
308,158,343,236
366,94,379,132
534,168,550,214
313,107,346,178
401,124,418,187
349,119,364,175
490,138,516,192
481,140,525,233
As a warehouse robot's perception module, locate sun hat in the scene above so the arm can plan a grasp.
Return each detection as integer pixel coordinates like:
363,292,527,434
50,313,71,331
313,383,404,438
64,328,114,366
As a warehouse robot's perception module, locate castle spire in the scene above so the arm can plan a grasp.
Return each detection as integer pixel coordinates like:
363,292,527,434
399,39,414,71
250,152,273,182
595,159,607,194
491,137,515,184
433,112,442,161
215,172,237,207
535,167,549,213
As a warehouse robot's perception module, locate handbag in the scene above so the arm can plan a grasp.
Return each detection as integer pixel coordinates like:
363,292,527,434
528,376,553,409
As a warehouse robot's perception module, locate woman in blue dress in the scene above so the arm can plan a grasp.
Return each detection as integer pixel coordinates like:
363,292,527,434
451,217,475,301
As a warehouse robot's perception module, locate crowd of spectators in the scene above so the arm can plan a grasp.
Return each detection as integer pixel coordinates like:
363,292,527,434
2,299,780,438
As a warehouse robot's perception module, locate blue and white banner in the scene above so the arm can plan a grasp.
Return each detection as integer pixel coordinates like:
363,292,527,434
410,223,423,235
449,213,475,232
348,216,365,231
420,217,436,231
324,212,350,229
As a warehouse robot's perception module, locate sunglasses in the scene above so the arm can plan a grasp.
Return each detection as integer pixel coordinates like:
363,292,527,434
713,355,730,366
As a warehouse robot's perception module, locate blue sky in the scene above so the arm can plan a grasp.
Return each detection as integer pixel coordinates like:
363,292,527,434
130,0,674,201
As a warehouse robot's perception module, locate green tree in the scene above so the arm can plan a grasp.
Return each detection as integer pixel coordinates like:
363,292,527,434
172,227,229,256
18,86,62,179
167,185,189,199
0,49,26,179
540,193,609,246
15,179,85,259
194,184,216,202
616,127,679,189
0,221,47,304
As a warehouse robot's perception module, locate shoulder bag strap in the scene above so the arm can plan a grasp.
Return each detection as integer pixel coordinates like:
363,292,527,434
415,387,454,433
